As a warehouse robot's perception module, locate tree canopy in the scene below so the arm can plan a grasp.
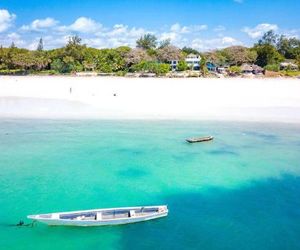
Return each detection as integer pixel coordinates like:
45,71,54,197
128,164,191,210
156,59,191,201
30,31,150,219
37,38,44,51
157,45,183,62
136,34,158,50
222,46,257,66
182,47,200,55
0,30,299,75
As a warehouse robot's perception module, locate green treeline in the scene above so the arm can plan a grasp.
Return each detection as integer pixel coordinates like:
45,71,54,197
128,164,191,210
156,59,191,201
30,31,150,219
0,30,299,75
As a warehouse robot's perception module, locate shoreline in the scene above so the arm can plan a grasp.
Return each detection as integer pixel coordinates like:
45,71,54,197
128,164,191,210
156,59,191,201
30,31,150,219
1,76,300,123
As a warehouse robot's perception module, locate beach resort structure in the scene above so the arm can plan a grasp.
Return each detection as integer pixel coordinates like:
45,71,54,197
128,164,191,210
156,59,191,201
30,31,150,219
240,64,264,75
185,54,201,70
169,54,201,71
170,60,179,71
206,62,217,72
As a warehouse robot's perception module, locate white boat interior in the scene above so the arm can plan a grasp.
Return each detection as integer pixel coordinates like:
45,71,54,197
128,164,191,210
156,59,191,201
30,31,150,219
29,206,167,222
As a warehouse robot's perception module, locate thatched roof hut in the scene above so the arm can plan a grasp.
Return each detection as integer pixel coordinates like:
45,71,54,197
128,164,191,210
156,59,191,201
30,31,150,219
252,65,264,74
241,64,264,74
241,64,253,73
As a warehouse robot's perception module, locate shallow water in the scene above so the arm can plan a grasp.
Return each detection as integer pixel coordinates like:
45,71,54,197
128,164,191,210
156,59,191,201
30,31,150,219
0,119,300,249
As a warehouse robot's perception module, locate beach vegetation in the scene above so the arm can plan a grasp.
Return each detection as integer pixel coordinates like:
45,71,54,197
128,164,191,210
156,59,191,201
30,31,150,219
0,69,27,75
264,64,280,72
10,42,16,49
125,48,153,67
229,66,242,74
277,36,300,59
50,59,64,73
136,34,158,50
159,39,171,49
146,48,158,58
297,56,300,70
222,46,257,66
280,70,300,77
96,49,127,73
1,31,300,77
115,70,128,77
254,44,284,67
204,50,227,66
258,30,278,46
37,38,44,51
177,60,189,71
200,56,208,76
131,61,170,75
182,47,200,55
157,45,183,63
115,46,131,56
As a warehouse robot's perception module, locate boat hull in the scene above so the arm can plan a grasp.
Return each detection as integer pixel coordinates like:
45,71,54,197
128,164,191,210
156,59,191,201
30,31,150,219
30,213,167,226
27,205,168,227
186,136,214,143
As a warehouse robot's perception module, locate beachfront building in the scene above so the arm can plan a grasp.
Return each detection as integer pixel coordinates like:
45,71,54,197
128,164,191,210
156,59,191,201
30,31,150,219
216,66,227,74
169,54,219,72
206,62,217,72
168,54,201,71
185,54,201,70
169,60,179,71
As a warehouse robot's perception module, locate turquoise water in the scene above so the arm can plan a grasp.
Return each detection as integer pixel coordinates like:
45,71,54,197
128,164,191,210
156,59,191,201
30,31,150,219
0,119,300,249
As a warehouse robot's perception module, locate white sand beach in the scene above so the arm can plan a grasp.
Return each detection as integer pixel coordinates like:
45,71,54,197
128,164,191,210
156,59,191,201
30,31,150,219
0,76,300,122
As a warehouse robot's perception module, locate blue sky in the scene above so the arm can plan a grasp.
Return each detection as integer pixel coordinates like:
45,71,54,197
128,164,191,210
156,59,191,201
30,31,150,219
0,0,299,50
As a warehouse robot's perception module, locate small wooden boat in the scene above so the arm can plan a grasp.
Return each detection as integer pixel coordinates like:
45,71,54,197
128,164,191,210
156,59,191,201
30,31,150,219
27,205,168,227
186,136,214,143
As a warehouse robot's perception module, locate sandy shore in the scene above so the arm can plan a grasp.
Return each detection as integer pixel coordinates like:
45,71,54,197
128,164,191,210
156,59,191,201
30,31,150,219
0,76,300,122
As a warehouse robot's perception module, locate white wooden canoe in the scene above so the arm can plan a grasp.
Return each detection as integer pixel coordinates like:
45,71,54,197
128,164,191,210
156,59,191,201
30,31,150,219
27,205,168,226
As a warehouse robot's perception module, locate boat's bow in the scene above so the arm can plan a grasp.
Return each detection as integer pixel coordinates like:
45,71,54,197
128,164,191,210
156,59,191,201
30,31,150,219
27,215,37,220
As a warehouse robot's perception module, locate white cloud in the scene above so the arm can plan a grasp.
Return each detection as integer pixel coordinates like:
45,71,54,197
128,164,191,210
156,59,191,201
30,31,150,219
45,35,69,48
191,36,242,51
170,23,207,34
282,29,300,39
214,25,226,32
93,24,150,48
160,31,182,45
58,17,102,33
0,15,249,51
159,23,208,47
21,18,58,32
82,38,106,48
70,17,101,33
242,23,278,39
101,24,146,39
33,35,69,49
170,23,185,33
7,32,21,40
160,32,179,41
0,32,25,47
0,9,16,32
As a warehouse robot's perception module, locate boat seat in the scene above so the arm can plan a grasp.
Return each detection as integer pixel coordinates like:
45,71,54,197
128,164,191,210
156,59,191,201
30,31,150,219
96,212,102,221
52,214,59,219
130,210,136,217
75,216,85,220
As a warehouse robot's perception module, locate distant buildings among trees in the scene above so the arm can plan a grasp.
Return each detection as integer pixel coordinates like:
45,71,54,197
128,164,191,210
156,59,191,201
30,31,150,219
0,30,299,76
